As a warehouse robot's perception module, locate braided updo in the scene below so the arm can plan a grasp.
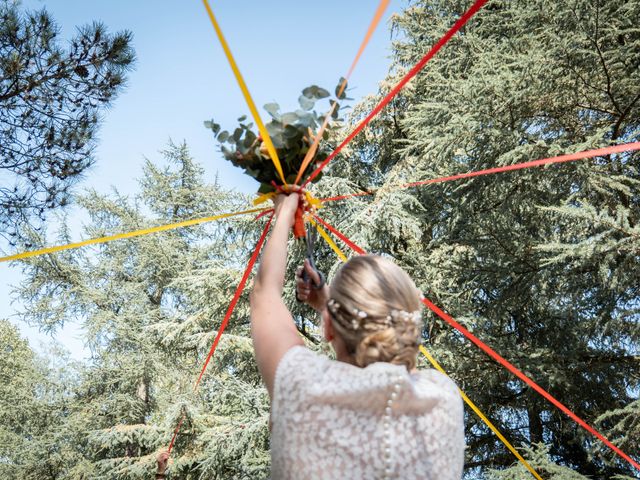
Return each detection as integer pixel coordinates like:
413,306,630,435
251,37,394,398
327,255,422,370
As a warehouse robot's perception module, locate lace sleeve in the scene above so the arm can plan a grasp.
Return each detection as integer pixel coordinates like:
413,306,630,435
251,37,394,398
272,345,325,420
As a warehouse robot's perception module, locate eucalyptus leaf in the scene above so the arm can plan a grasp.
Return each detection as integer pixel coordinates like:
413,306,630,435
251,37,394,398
295,110,315,128
243,130,257,148
271,134,285,149
335,77,348,99
330,100,340,119
204,120,220,135
281,112,298,125
237,115,247,122
302,85,330,100
263,102,281,119
298,94,315,111
265,121,283,138
283,125,299,139
258,182,275,194
217,130,229,142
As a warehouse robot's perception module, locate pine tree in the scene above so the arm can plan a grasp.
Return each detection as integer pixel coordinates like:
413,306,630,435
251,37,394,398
15,142,275,478
0,319,87,479
0,0,134,239
315,0,639,477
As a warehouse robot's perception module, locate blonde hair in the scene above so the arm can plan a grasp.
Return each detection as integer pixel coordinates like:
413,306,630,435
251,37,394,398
328,255,422,370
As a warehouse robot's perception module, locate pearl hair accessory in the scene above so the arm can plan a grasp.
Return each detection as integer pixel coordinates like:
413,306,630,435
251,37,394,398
327,298,422,330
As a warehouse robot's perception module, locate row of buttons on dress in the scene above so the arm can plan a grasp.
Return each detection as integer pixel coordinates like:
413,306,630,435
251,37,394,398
381,375,404,479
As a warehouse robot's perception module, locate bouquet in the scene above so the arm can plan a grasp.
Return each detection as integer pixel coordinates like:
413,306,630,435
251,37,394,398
205,78,350,194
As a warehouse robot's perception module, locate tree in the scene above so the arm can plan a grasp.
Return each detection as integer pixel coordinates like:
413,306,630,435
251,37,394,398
0,0,134,239
316,0,639,477
0,319,86,480
16,142,279,478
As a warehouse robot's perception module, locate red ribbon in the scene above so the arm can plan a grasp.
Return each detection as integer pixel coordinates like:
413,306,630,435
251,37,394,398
168,213,274,453
322,142,640,203
194,213,274,388
302,0,489,188
313,215,640,472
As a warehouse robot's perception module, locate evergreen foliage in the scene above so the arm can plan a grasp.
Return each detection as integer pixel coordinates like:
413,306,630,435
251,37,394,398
0,319,85,479
11,142,284,479
3,0,639,478
316,0,639,477
0,0,134,239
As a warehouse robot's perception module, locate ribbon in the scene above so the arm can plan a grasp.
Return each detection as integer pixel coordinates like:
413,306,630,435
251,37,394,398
321,141,640,203
313,215,640,473
201,0,287,186
419,346,543,480
167,212,273,454
311,213,541,477
308,217,348,262
302,0,489,187
194,213,274,389
294,0,391,185
0,207,267,263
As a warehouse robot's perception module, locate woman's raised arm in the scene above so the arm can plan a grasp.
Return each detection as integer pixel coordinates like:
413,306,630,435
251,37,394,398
250,193,304,398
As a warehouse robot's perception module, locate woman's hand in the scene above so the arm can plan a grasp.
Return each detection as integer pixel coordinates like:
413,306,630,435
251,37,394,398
156,450,169,475
273,192,300,228
296,258,330,312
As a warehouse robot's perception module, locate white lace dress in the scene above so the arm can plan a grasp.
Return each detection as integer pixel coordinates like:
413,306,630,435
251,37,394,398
271,346,465,479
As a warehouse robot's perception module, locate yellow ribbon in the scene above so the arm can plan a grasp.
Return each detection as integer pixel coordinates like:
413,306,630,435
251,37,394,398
0,207,266,263
419,346,543,480
313,228,542,479
253,191,277,206
253,189,323,211
308,217,347,262
201,0,287,186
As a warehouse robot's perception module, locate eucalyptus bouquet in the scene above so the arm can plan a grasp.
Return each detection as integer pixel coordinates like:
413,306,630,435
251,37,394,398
205,78,350,193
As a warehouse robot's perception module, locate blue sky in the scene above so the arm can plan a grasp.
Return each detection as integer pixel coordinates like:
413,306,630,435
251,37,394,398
1,0,403,359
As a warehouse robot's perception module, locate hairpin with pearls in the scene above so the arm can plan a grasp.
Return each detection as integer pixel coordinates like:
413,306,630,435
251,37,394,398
327,298,422,331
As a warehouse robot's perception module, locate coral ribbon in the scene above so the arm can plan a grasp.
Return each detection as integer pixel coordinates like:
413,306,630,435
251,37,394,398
294,0,391,185
194,213,274,389
321,142,640,203
302,0,489,187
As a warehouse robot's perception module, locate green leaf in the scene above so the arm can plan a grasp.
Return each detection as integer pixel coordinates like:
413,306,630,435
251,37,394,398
263,102,281,120
232,128,243,142
203,120,220,135
330,100,340,119
266,121,283,137
335,77,348,99
281,112,298,125
295,110,315,127
285,173,298,184
257,182,275,194
237,115,247,122
298,95,315,111
302,85,330,100
243,130,257,148
283,124,299,139
217,130,229,142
